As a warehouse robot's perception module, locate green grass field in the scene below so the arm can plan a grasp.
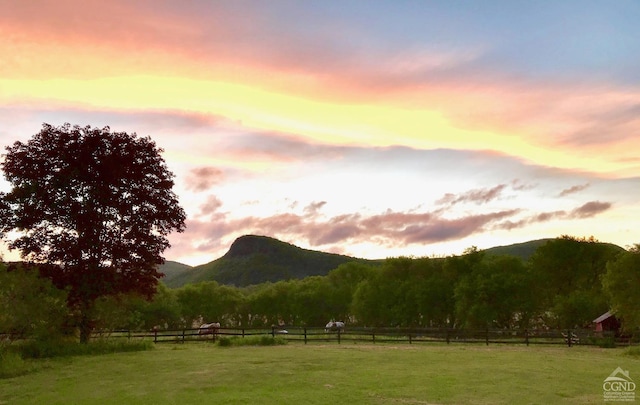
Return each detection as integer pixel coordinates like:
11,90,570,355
1,342,638,404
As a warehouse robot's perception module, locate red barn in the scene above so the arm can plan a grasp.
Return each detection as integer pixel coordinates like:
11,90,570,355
593,311,621,335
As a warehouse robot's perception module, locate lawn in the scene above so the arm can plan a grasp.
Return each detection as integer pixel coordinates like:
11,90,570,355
1,342,638,404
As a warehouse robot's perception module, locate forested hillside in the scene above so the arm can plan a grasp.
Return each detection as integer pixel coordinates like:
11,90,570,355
159,261,193,281
163,235,381,288
162,235,561,288
483,239,551,260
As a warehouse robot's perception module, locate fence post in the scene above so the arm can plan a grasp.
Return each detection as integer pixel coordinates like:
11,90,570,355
242,328,245,338
337,329,341,344
128,329,131,342
567,329,572,347
409,333,412,344
182,329,185,344
525,329,529,346
486,327,489,346
271,326,275,338
372,331,376,344
304,327,307,345
446,329,450,344
154,329,158,344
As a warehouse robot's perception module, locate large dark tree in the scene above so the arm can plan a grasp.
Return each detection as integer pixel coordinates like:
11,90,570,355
603,244,640,333
0,123,186,342
528,235,621,328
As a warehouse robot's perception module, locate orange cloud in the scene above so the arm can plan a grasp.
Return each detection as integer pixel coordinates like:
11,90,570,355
2,0,640,180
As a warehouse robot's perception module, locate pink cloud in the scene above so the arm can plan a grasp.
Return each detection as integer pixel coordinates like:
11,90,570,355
533,211,566,222
199,195,223,216
400,210,520,244
569,201,612,218
218,132,348,163
511,180,538,191
311,224,364,246
185,167,225,191
558,183,590,197
494,201,612,231
436,184,507,206
176,203,522,259
303,201,327,216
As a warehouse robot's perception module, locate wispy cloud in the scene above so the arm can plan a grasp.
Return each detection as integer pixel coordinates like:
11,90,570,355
436,184,508,206
559,103,640,147
570,201,612,219
495,201,613,231
558,183,590,197
199,195,224,216
186,167,225,192
181,203,521,255
303,201,327,216
178,182,602,257
218,131,348,163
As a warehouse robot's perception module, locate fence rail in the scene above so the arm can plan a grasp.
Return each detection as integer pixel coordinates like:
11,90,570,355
86,326,636,347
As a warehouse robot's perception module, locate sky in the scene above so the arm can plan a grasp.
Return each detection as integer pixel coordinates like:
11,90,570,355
1,0,639,266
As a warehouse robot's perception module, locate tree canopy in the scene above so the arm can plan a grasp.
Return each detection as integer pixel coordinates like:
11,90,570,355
0,123,186,341
528,235,620,328
603,245,640,332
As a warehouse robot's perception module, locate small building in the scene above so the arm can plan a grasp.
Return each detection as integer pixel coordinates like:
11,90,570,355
593,311,621,335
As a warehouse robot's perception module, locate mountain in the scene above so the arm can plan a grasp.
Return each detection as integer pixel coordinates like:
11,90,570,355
163,235,381,288
483,238,624,261
483,239,552,260
158,260,193,280
162,235,625,288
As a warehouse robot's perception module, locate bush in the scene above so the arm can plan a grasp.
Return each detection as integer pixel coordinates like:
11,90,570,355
259,335,287,346
18,338,154,359
216,335,287,347
217,337,233,347
587,336,616,348
0,264,69,342
0,349,35,379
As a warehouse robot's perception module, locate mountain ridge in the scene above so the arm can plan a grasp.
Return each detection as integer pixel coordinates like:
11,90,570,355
161,235,624,288
162,235,381,288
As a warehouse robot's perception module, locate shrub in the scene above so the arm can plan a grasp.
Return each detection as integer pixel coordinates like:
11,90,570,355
587,336,616,348
0,349,34,379
18,338,154,359
0,264,69,343
217,337,233,347
259,335,287,346
216,335,287,347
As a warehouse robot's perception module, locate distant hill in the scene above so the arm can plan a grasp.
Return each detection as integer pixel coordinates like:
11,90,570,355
483,239,552,260
483,238,624,261
163,235,381,288
158,260,193,281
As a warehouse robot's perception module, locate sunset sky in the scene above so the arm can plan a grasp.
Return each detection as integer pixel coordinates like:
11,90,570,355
1,1,639,266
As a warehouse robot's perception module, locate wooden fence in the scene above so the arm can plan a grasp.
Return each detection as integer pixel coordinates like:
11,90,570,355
90,326,636,347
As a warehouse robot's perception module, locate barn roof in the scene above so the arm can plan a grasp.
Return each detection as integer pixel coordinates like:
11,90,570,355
593,311,615,324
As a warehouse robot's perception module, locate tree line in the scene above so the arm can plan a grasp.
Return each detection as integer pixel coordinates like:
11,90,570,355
3,236,638,340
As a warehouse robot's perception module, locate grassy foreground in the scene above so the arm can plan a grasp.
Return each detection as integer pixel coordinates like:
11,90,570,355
1,342,638,404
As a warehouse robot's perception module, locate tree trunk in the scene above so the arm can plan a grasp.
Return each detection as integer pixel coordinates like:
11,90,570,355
78,301,93,344
79,320,91,343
